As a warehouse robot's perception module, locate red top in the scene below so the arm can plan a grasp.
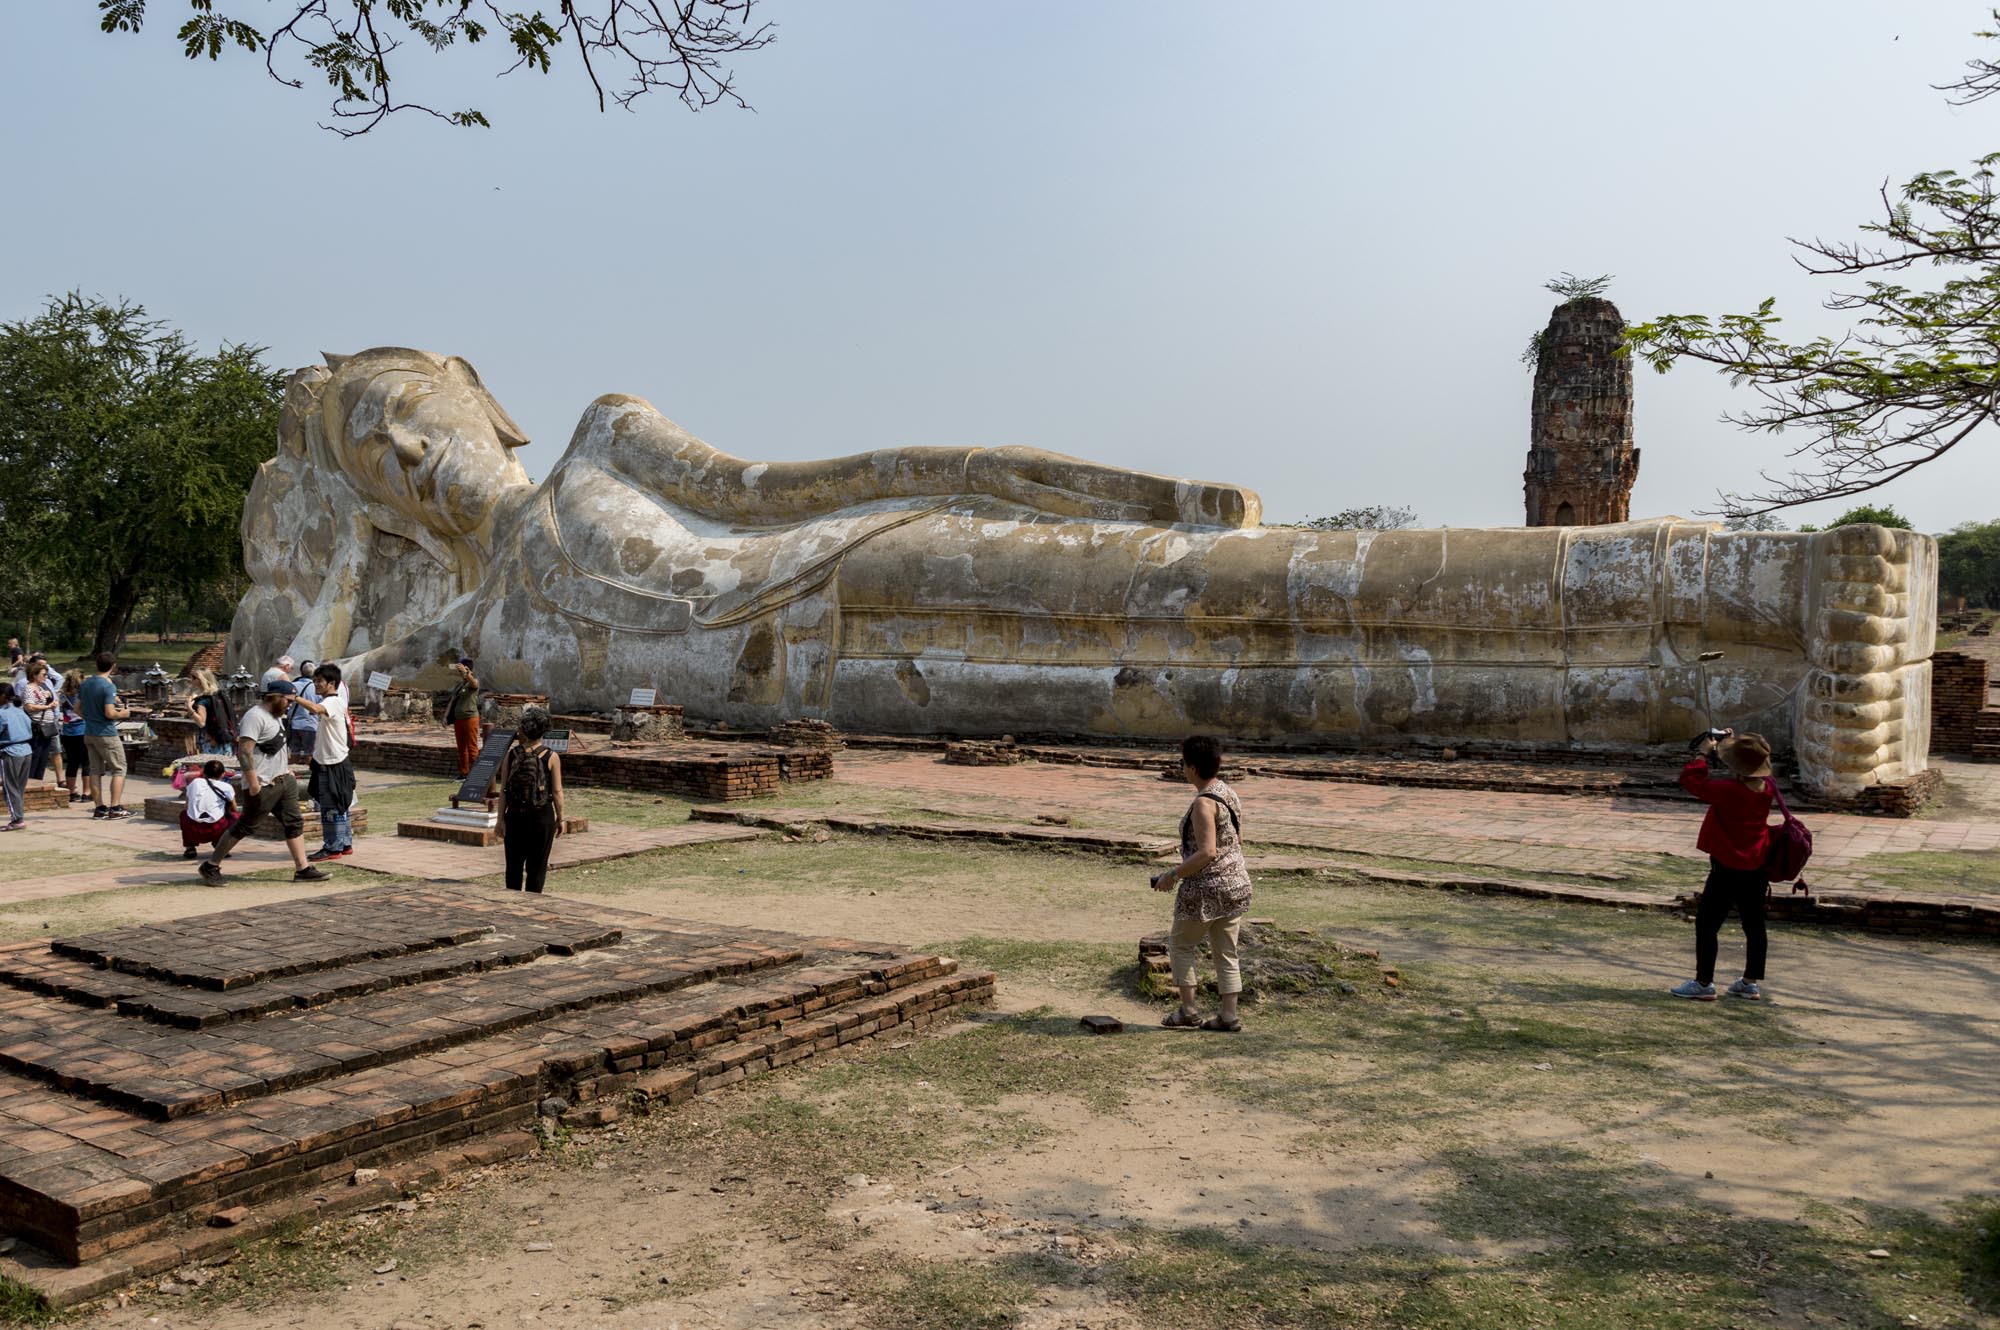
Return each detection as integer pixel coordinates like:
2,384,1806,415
1679,759,1774,870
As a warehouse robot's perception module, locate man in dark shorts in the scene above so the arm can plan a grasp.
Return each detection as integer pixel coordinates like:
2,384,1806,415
199,679,330,885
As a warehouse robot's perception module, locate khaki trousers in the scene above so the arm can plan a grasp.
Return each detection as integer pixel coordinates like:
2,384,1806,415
1168,912,1245,995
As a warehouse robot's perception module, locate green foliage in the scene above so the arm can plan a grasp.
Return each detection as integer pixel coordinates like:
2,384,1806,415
1938,518,2000,607
96,1,774,136
1723,512,1790,531
1623,23,2000,514
1546,271,1613,302
0,293,282,655
1289,505,1420,531
1824,503,1914,529
1524,274,1615,370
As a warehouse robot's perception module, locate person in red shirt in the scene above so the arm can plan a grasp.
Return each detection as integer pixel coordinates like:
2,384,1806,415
1672,729,1775,1001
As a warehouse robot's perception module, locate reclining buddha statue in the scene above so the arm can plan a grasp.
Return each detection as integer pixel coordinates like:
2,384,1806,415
228,347,1937,800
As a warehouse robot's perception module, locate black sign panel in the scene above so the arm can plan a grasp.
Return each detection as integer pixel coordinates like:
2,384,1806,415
454,728,515,805
544,729,572,754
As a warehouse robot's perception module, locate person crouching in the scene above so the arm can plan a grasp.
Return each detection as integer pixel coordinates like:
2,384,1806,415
1672,729,1774,1002
179,759,239,860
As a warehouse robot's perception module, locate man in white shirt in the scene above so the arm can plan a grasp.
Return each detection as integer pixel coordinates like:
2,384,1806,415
291,663,356,861
199,679,328,885
261,656,295,688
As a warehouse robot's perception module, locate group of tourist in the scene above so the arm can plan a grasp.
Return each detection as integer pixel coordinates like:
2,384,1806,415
0,651,137,829
184,660,357,883
6,634,1784,1017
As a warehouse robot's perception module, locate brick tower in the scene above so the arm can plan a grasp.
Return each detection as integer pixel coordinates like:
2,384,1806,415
1524,296,1639,526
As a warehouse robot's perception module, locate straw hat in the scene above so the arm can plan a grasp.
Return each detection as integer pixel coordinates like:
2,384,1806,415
1718,733,1773,780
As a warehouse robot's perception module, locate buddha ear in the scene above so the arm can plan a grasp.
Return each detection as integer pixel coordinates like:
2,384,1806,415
322,352,350,372
445,355,530,449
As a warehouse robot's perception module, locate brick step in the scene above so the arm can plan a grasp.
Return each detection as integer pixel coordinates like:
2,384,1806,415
0,930,618,1029
0,884,992,1278
0,932,802,1120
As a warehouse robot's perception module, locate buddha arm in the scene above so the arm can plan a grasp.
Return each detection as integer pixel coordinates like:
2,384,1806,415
573,395,1260,528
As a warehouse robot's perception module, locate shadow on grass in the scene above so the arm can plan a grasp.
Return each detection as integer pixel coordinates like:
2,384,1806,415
858,1143,2000,1330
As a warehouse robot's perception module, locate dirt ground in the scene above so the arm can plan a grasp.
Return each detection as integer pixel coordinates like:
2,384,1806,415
3,814,1982,1330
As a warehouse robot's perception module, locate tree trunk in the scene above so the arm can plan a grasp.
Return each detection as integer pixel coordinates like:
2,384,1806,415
91,576,140,659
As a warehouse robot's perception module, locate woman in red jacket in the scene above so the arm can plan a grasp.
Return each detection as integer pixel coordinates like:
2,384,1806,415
1672,729,1774,1001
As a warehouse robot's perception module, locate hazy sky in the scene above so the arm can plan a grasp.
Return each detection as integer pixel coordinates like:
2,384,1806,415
5,1,1997,530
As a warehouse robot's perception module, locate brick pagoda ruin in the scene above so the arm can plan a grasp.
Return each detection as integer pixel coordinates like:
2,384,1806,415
1524,296,1640,526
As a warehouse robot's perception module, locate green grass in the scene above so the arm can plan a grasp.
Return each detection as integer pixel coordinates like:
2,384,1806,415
0,844,137,887
39,638,215,675
0,1276,54,1326
184,1201,503,1313
354,775,708,831
1846,848,2000,898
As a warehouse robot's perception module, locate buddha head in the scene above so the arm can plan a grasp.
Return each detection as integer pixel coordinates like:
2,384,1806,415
315,347,533,545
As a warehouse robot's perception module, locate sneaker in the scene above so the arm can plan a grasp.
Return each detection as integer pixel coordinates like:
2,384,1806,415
0,823,21,833
307,848,341,863
91,807,108,820
337,847,356,857
68,793,86,804
294,866,331,882
182,847,198,860
1727,979,1763,1001
105,807,131,820
1670,980,1718,1001
198,860,224,885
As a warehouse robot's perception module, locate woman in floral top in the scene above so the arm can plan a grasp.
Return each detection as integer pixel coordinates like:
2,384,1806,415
1151,734,1253,1032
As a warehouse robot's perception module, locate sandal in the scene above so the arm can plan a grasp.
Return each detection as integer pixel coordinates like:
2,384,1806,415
1200,1016,1242,1033
1160,1008,1202,1029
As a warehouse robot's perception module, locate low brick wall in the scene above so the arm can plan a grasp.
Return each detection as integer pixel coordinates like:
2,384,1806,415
1704,888,2000,940
1931,650,1989,755
351,734,830,801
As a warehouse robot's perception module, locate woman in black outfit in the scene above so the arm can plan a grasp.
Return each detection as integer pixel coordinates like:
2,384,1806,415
495,708,564,893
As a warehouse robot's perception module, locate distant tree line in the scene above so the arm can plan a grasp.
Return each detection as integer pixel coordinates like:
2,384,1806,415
0,293,281,656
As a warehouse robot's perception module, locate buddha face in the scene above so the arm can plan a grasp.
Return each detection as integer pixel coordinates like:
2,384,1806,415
320,349,533,546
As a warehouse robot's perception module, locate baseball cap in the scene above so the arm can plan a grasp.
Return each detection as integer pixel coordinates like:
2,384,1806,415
263,679,297,697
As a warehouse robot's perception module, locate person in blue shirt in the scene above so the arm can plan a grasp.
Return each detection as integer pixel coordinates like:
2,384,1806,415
79,653,131,819
0,683,30,830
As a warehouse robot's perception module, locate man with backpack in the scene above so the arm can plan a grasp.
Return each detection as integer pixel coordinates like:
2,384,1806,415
494,708,564,894
1670,728,1806,1001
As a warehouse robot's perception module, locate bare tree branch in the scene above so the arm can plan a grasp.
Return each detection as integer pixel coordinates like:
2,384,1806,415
97,0,774,135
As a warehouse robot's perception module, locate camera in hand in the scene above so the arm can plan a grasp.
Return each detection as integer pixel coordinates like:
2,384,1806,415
1686,727,1731,753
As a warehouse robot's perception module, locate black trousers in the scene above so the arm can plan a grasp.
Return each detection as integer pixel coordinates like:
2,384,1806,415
503,806,557,894
1695,859,1768,984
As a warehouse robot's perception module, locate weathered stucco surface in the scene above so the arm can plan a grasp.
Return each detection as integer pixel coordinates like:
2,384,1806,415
229,351,1938,799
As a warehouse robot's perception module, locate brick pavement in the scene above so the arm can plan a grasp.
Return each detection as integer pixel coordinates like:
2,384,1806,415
0,779,764,905
827,752,2000,870
0,883,992,1297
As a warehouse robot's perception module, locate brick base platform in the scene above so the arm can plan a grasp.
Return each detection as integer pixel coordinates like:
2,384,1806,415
141,797,369,842
23,787,68,813
352,731,832,801
0,885,991,1301
396,815,591,846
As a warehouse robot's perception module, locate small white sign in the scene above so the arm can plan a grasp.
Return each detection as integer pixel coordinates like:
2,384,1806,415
366,671,392,692
544,729,572,754
628,687,657,708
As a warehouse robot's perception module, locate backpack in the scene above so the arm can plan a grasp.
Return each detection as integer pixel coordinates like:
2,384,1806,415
1762,782,1813,886
504,745,552,811
202,693,236,745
